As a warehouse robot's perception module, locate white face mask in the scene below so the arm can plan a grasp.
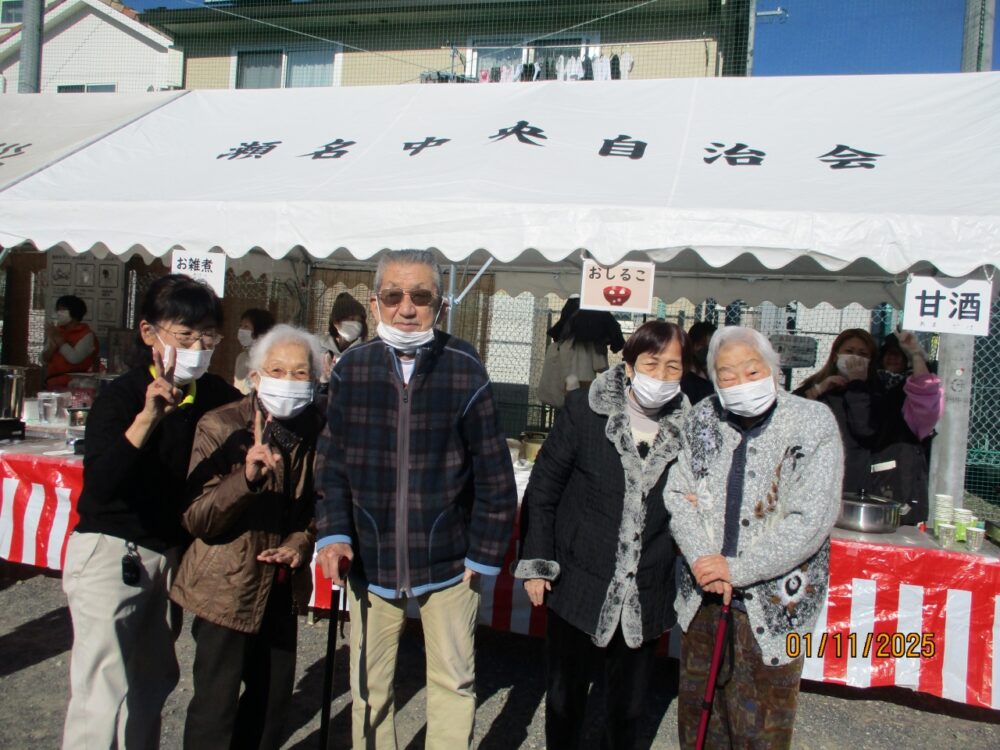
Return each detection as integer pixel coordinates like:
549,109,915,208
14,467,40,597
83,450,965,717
256,375,314,419
54,310,72,326
630,371,681,409
717,376,777,417
157,336,214,386
376,305,442,353
836,353,870,378
336,319,364,344
237,328,255,348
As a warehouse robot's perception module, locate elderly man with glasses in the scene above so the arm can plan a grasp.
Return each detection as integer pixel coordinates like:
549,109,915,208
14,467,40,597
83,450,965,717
315,249,517,749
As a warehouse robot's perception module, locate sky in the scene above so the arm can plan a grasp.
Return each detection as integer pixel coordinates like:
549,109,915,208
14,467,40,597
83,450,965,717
752,0,998,75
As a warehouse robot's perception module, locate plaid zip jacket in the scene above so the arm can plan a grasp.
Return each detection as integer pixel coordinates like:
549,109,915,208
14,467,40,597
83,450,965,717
315,331,517,598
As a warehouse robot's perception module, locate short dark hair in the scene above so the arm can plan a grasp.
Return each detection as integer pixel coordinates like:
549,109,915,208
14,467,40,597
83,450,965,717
56,295,86,322
241,308,275,338
687,321,717,347
129,274,223,366
622,321,690,371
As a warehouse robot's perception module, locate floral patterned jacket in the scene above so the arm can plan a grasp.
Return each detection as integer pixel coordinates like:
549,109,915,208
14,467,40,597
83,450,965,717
665,389,843,666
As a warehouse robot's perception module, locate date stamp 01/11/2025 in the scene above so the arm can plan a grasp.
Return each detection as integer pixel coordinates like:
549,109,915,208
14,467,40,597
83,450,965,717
786,631,937,660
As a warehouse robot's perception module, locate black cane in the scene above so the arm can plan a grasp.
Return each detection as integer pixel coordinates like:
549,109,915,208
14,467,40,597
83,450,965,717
319,559,349,750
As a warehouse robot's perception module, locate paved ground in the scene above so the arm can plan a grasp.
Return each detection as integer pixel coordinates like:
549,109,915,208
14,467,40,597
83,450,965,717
1,563,998,749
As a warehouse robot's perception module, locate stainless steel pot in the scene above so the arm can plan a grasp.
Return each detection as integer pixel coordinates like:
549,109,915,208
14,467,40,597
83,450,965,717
0,365,26,420
836,490,909,533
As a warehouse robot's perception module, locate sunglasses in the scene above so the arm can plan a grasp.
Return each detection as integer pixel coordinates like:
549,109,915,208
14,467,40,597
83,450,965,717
377,288,438,307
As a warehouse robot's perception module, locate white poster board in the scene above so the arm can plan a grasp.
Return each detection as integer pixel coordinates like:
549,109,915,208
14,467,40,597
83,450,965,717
902,276,992,336
579,259,655,314
171,250,227,298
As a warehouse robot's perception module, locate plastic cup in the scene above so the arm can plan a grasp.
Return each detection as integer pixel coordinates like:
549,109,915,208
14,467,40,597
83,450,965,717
937,523,956,548
966,527,985,553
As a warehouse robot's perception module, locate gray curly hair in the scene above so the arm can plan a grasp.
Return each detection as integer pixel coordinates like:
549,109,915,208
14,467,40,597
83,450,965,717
248,324,324,381
706,326,782,386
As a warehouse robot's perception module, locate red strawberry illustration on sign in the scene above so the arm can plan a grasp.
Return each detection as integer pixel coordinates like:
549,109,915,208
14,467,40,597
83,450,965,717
603,286,631,306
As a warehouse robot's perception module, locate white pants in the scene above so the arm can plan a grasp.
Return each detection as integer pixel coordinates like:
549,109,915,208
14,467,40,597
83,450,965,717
62,532,179,750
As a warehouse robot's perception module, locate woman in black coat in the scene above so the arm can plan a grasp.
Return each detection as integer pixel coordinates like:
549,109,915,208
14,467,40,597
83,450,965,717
515,321,689,750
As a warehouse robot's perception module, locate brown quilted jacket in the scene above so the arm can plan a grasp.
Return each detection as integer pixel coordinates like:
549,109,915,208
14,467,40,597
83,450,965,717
170,395,325,634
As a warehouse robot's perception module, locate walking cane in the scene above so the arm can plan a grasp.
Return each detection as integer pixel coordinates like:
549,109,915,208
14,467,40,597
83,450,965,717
319,558,350,750
695,600,732,750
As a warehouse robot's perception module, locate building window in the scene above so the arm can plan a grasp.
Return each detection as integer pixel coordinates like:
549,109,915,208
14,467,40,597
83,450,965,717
236,50,283,89
1,0,23,24
235,47,335,89
57,83,117,93
285,48,333,88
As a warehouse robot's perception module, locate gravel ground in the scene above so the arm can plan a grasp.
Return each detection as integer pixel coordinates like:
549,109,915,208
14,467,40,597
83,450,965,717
2,562,999,750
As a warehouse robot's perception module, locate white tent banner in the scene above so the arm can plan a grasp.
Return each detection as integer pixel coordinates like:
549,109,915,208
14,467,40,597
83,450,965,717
1,74,999,277
0,91,186,191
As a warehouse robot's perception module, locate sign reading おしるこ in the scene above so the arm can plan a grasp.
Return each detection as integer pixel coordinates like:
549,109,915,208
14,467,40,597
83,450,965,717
902,276,992,337
171,250,227,298
579,260,655,314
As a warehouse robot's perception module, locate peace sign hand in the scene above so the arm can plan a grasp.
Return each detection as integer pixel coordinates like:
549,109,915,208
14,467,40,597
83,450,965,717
245,408,283,485
142,347,182,423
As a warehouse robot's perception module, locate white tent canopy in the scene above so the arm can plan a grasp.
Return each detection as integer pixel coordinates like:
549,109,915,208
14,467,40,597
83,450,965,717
1,72,998,305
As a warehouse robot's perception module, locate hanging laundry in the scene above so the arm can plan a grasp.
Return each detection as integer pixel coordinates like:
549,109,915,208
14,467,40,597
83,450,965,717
620,51,635,80
610,54,621,80
582,55,594,81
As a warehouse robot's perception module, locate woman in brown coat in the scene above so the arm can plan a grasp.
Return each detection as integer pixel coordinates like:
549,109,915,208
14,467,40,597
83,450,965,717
171,324,325,750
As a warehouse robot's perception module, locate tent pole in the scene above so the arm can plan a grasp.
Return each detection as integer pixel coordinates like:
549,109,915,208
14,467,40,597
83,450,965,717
454,257,494,305
446,264,457,333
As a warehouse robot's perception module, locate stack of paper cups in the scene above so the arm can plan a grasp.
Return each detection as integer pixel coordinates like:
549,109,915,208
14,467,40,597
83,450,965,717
933,494,954,536
953,507,974,542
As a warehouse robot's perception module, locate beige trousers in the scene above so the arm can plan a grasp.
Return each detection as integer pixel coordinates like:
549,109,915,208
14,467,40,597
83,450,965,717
347,577,481,750
61,532,179,750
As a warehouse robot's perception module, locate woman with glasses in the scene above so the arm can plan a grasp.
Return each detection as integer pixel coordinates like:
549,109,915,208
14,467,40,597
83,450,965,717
515,321,688,749
62,274,241,750
172,325,325,750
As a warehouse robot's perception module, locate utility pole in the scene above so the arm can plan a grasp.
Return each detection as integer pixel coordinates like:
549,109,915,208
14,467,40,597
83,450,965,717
929,2,996,512
18,0,44,93
962,0,995,71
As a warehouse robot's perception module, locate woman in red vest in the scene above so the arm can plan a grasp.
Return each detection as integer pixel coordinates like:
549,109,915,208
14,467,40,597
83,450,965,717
42,295,99,388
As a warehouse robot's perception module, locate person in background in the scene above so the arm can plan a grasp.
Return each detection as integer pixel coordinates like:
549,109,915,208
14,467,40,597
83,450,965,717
794,328,879,496
867,331,943,524
233,308,276,394
318,292,368,388
538,296,626,407
516,321,688,749
42,294,99,388
681,321,716,405
62,275,240,750
172,325,325,750
666,326,843,749
314,249,517,749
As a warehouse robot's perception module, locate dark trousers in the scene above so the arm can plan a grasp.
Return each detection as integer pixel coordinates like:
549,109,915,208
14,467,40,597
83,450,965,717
545,609,658,750
677,602,803,750
183,582,297,750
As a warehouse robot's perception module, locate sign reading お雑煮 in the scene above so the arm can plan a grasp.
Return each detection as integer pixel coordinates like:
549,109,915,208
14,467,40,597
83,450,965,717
902,276,992,337
579,260,655,314
171,250,227,298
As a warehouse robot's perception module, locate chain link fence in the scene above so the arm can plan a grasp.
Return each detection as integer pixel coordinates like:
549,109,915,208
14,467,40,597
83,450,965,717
967,298,1000,520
